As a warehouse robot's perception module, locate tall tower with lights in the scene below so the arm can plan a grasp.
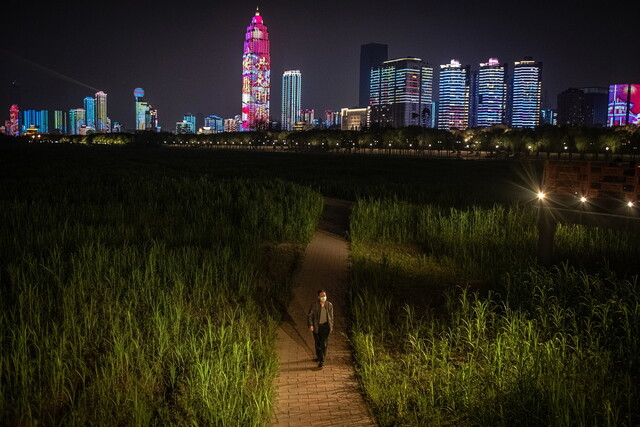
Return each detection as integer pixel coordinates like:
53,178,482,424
242,8,270,131
511,57,542,128
95,91,108,132
281,70,301,131
437,59,470,130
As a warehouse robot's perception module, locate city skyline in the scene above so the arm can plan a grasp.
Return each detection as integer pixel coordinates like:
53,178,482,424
1,1,638,130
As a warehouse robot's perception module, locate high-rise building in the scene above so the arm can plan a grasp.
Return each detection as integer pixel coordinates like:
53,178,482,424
242,8,270,131
324,110,341,129
134,88,146,130
580,87,608,127
472,58,507,127
53,110,66,134
438,59,470,130
281,70,301,131
95,91,108,132
21,110,49,134
7,105,19,136
557,88,586,126
183,113,196,133
83,97,95,129
69,108,86,135
540,109,557,125
204,115,224,133
301,109,314,124
607,84,639,127
369,57,434,129
511,57,542,128
340,107,370,131
359,43,388,108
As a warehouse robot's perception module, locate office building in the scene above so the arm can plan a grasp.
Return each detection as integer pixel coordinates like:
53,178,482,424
324,110,341,128
21,109,49,134
242,8,270,131
69,108,86,135
438,59,470,130
83,97,95,129
281,70,302,131
183,113,196,133
340,107,370,131
359,43,388,108
203,115,224,133
472,58,507,127
581,87,608,127
540,109,557,125
369,57,434,129
53,110,66,134
607,84,640,126
557,88,586,125
95,91,108,132
511,57,542,128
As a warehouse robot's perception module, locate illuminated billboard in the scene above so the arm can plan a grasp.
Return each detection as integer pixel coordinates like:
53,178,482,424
241,10,270,131
608,84,640,126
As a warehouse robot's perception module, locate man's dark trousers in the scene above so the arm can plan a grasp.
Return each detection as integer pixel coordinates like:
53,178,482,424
313,323,330,363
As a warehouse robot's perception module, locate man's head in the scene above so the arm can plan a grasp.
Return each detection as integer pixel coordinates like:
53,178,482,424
317,290,327,302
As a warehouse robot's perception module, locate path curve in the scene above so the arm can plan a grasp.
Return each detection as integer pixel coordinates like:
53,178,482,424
270,198,376,427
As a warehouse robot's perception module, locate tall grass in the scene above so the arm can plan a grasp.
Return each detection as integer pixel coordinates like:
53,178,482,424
350,199,640,426
0,169,323,424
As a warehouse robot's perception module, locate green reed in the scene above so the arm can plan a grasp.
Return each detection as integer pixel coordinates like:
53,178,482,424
0,169,323,425
350,199,640,426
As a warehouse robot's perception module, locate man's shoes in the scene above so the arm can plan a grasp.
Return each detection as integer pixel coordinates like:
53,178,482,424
318,361,324,368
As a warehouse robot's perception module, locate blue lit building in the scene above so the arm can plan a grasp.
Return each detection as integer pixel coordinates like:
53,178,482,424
21,110,49,134
472,58,507,127
204,115,224,133
95,91,108,132
510,57,542,128
369,57,434,128
183,113,196,133
68,108,86,135
437,59,470,130
281,70,302,131
53,110,66,134
83,97,95,129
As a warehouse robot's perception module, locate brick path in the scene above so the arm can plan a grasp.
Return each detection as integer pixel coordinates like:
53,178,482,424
270,198,376,427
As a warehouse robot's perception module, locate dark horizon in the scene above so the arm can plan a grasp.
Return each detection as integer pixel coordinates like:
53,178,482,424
2,0,638,131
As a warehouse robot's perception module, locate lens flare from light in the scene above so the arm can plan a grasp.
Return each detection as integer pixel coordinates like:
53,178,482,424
537,192,545,200
628,201,634,208
580,196,587,203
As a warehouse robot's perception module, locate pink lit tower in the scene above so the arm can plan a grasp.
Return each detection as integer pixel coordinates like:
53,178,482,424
241,8,270,131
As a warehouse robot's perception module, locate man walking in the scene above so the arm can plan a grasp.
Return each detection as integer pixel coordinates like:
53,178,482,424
307,290,334,368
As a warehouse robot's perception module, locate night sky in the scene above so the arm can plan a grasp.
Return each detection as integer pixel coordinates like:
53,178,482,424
2,0,638,131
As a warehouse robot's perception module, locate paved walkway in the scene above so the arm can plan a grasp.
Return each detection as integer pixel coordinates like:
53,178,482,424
270,198,376,427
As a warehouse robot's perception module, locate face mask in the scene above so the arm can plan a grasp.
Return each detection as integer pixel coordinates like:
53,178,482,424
319,296,327,302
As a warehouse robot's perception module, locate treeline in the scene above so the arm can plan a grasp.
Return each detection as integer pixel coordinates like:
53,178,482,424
4,125,640,156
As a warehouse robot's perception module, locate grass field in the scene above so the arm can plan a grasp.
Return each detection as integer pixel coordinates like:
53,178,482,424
350,201,640,426
0,145,324,424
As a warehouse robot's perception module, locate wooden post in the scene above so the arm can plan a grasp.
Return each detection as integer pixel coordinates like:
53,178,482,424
537,206,557,267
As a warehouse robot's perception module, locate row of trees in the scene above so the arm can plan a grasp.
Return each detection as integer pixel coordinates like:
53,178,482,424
4,125,640,157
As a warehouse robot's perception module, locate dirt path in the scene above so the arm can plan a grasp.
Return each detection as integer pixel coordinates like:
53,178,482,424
270,198,376,427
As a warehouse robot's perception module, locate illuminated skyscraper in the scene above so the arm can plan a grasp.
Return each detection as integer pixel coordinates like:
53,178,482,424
134,88,146,130
359,43,388,108
242,8,270,131
95,91,108,132
21,110,49,134
438,59,470,130
53,110,66,134
204,115,224,133
69,108,86,135
511,57,542,128
7,105,19,136
183,113,196,133
281,70,301,131
472,58,507,127
370,57,434,128
84,97,95,129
